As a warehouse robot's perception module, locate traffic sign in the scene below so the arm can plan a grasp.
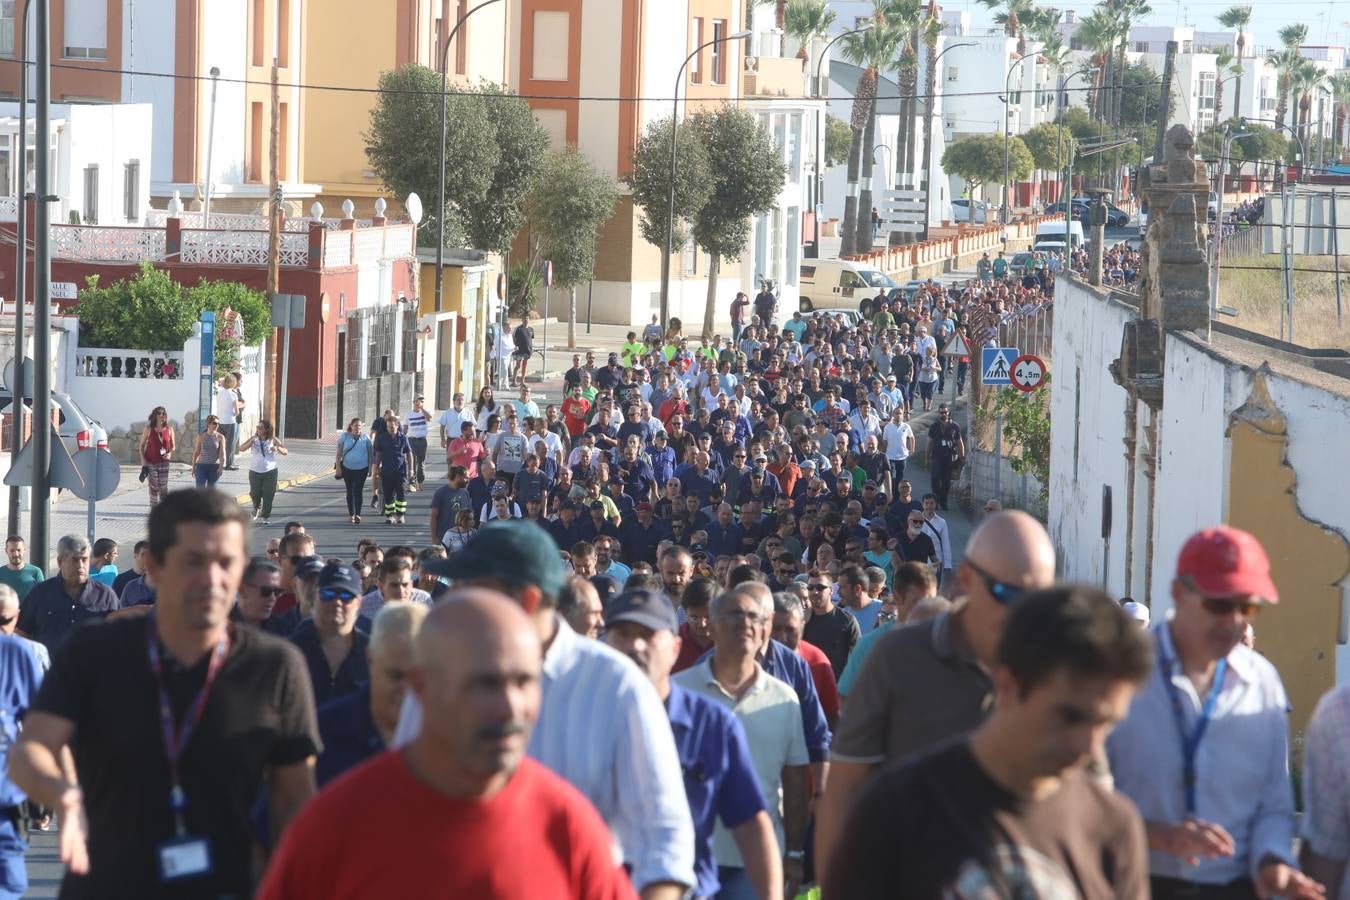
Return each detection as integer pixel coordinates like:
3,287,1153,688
2,357,35,397
1011,354,1048,392
981,347,1018,385
942,333,970,357
71,448,120,501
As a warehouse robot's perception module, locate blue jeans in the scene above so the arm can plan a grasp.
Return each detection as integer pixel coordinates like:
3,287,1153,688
194,462,221,489
0,819,27,898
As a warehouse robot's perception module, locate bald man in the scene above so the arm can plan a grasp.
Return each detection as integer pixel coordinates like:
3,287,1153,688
815,510,1056,878
260,590,635,899
0,584,48,672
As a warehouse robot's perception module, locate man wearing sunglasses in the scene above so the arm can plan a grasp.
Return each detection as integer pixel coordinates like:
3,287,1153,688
817,510,1055,874
1107,526,1323,900
288,563,368,708
231,557,298,637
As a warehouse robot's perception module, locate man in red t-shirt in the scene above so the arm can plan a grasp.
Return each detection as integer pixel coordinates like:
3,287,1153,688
259,589,635,900
563,386,592,438
771,591,841,729
446,421,486,478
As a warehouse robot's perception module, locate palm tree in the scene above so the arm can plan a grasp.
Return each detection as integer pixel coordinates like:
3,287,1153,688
1217,5,1252,121
1293,58,1325,156
839,10,903,256
1213,46,1238,124
1331,72,1350,160
918,0,945,240
1075,7,1120,121
784,0,836,61
1274,24,1308,132
1110,0,1152,128
885,0,922,246
977,0,1038,56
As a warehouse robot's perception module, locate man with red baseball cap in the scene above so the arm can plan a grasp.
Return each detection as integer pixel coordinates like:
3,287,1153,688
1107,526,1324,900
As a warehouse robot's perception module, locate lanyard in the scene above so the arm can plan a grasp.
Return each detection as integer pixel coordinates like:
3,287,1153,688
1156,630,1227,816
146,615,230,835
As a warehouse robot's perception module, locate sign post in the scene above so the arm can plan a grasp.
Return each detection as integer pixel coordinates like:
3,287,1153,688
1010,354,1047,393
541,259,553,381
197,311,216,433
271,294,305,440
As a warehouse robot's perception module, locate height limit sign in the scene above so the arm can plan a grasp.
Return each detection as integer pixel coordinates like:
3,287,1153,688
1011,354,1047,392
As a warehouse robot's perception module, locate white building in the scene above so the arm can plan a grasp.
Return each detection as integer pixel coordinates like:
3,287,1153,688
0,102,152,226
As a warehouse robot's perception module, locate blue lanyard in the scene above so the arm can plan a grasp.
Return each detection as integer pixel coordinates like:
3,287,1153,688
1156,630,1227,816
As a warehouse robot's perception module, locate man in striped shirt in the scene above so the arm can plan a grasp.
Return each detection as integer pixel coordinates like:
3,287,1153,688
404,396,431,492
393,521,696,899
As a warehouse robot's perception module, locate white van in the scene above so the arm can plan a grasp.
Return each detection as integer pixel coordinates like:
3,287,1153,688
1035,219,1085,248
798,259,898,316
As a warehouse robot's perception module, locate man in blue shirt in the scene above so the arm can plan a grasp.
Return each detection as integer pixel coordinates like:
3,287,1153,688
16,535,119,653
680,452,721,507
0,633,40,897
603,588,780,900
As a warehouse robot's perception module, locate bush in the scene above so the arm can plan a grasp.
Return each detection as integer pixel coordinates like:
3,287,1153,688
507,260,540,317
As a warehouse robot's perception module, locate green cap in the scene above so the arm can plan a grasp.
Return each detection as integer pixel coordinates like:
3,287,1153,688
424,519,565,599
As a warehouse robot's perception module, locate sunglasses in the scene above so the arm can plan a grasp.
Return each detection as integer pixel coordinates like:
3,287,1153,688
807,584,830,592
319,588,357,603
1200,596,1261,618
266,549,280,557
966,559,1024,606
254,585,285,597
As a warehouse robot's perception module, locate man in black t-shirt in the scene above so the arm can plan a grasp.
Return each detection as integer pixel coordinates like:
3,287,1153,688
510,315,533,387
890,510,938,567
927,403,965,510
824,586,1152,898
12,489,320,899
801,570,859,678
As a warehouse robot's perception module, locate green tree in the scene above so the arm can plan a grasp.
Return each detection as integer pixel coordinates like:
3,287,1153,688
75,263,198,352
689,106,786,339
184,278,271,372
463,83,550,255
785,0,836,59
1217,6,1253,125
992,380,1051,501
942,134,1031,201
839,8,903,255
523,148,619,346
628,116,712,259
1022,122,1076,202
825,114,852,167
1119,61,1165,126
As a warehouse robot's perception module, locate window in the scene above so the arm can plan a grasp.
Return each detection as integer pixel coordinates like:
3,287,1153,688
0,135,10,198
279,101,289,179
786,208,800,286
788,113,802,174
249,102,263,181
691,18,704,84
0,1,13,57
123,160,139,222
252,0,264,66
455,0,468,75
64,0,106,59
276,0,290,67
1134,41,1148,52
531,11,569,81
82,165,98,225
946,65,959,82
711,20,727,84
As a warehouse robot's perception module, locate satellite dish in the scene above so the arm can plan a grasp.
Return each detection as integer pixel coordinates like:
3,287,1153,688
405,192,423,226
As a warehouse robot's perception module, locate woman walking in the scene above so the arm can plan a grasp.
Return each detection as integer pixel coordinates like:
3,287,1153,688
473,386,499,434
335,417,374,525
192,415,226,489
139,406,176,506
918,346,941,412
239,419,288,524
372,411,413,525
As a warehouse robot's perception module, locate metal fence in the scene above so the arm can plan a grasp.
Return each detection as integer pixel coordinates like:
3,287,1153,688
994,304,1054,361
1216,223,1265,259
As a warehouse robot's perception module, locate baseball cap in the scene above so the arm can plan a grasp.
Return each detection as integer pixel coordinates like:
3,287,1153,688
689,543,708,555
800,459,817,471
1122,600,1151,625
635,501,653,512
1176,525,1279,602
422,519,566,598
753,453,768,463
588,501,605,511
293,555,324,580
316,562,362,597
605,588,679,633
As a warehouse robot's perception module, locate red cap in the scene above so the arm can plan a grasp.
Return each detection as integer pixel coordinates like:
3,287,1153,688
635,501,653,512
1176,526,1279,603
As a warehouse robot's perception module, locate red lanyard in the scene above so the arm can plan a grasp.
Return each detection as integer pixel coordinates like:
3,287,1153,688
145,615,230,835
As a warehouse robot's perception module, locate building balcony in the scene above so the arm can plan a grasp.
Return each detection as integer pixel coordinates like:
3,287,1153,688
744,55,805,98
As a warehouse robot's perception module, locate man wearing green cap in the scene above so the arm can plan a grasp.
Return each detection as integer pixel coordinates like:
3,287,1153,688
393,520,696,899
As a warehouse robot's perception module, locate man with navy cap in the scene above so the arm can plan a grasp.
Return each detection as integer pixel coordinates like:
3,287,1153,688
393,520,696,899
605,588,782,900
289,562,368,707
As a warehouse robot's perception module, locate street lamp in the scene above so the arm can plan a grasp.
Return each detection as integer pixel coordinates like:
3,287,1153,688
810,23,874,259
8,0,35,535
919,41,975,241
1062,67,1099,251
433,0,504,316
659,29,752,328
1210,127,1253,317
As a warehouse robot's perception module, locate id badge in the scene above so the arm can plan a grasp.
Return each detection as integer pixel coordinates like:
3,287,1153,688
158,835,213,882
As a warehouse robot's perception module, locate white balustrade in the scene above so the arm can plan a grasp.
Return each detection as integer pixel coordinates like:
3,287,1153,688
74,347,186,380
51,225,167,262
0,196,18,222
180,229,313,268
323,232,352,268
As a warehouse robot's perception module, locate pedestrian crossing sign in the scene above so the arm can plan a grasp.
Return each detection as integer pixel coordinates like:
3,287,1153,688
981,347,1018,386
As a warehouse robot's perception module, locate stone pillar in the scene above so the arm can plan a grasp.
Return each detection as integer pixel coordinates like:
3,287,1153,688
1137,124,1210,336
1088,194,1107,286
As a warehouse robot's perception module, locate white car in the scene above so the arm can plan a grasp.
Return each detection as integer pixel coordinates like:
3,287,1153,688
951,199,991,224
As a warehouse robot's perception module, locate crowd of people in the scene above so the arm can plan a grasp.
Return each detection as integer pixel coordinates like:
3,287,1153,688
0,258,1338,900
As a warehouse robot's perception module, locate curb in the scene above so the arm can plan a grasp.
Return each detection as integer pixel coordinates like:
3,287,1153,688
233,470,326,506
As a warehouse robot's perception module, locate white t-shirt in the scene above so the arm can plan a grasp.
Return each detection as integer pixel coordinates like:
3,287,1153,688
883,421,914,461
404,407,431,439
215,387,239,424
249,438,279,473
438,407,468,439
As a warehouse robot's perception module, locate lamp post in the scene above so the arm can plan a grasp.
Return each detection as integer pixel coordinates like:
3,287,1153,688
1209,127,1253,317
921,40,975,241
658,29,752,328
433,0,503,316
1002,57,1022,227
810,23,874,259
1062,68,1099,253
8,0,34,536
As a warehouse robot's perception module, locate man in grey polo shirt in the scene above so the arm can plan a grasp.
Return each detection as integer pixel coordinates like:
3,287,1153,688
815,510,1056,878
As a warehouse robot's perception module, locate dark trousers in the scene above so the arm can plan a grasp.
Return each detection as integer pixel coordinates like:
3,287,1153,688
956,360,969,394
1149,876,1257,900
381,469,406,518
889,458,907,485
341,465,368,516
931,464,953,510
409,436,428,485
220,422,238,468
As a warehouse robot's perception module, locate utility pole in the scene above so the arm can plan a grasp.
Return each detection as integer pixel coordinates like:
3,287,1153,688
1154,41,1178,162
31,0,51,564
264,58,281,426
9,0,31,536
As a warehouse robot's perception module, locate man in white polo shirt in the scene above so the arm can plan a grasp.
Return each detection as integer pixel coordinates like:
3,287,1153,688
404,396,431,492
674,583,809,899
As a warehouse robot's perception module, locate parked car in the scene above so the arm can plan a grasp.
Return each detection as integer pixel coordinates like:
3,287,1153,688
799,259,898,316
804,308,863,328
1010,251,1037,274
951,199,991,224
1045,198,1130,227
0,388,106,458
1208,190,1220,220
